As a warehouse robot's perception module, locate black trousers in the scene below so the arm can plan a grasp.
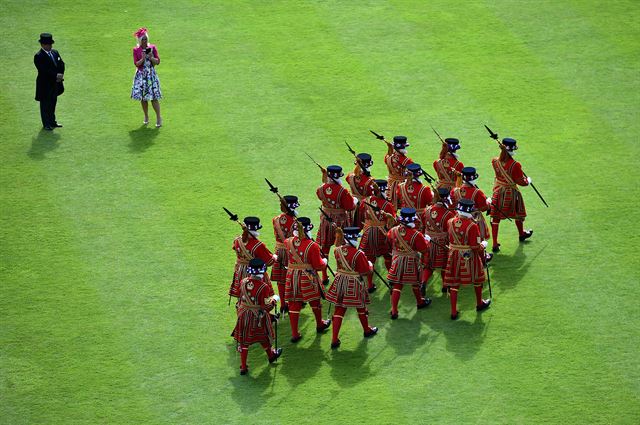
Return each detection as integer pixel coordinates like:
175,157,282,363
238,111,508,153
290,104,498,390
39,93,58,128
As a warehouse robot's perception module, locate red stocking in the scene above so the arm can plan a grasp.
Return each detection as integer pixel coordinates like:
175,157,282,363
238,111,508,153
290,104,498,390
491,219,500,248
277,282,287,308
288,301,302,338
449,286,459,316
421,268,433,285
332,306,346,343
411,285,423,304
356,307,370,331
384,255,392,271
516,219,525,236
474,284,484,306
240,344,248,370
391,284,402,315
310,300,323,326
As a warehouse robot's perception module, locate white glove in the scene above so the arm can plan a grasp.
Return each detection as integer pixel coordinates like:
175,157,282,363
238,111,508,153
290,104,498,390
321,258,328,266
368,261,373,269
480,240,488,249
272,254,278,262
527,176,532,184
353,196,359,205
272,294,280,303
424,234,431,242
486,198,492,206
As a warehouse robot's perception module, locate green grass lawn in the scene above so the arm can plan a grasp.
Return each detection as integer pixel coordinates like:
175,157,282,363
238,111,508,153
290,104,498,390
1,1,639,423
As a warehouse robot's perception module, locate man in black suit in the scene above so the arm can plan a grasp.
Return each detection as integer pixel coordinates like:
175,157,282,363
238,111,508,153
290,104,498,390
34,33,65,130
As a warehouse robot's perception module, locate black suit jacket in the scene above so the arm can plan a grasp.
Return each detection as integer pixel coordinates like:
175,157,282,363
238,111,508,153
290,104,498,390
34,48,65,101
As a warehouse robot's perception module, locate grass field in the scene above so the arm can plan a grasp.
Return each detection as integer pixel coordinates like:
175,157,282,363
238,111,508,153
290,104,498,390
1,1,639,424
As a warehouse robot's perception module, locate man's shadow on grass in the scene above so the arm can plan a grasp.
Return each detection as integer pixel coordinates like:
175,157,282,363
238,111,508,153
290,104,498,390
327,328,376,388
430,309,490,361
490,242,547,294
278,319,327,388
227,345,279,414
128,125,159,153
28,129,60,160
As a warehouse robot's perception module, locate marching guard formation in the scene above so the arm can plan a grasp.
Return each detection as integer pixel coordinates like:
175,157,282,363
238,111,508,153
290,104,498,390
226,126,548,375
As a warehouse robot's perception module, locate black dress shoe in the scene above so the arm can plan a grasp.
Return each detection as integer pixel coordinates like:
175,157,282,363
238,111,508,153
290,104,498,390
280,305,289,314
53,123,63,128
390,312,398,320
420,283,426,297
441,286,448,294
451,312,459,320
316,319,331,333
492,244,501,253
519,230,533,242
368,285,377,294
476,299,492,312
363,327,379,338
268,348,283,363
43,126,54,131
331,339,341,349
290,334,302,343
417,298,432,309
240,368,248,375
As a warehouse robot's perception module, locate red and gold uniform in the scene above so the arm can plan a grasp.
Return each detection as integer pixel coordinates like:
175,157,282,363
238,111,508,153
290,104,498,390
385,149,413,209
489,140,532,251
397,177,433,229
316,168,356,255
443,200,490,319
229,234,275,298
231,258,282,375
270,203,297,310
358,192,396,266
433,140,464,191
326,228,377,348
284,220,331,341
451,183,490,240
387,210,431,318
421,193,456,288
346,166,376,229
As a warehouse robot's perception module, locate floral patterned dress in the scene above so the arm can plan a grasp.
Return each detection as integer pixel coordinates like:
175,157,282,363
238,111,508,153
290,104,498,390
131,45,162,101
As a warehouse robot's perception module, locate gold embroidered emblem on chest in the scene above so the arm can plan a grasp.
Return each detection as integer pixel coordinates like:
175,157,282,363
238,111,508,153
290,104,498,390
454,219,463,228
294,239,301,247
341,247,349,255
431,210,438,219
407,184,415,193
280,216,288,224
247,281,254,290
399,227,407,236
325,186,333,195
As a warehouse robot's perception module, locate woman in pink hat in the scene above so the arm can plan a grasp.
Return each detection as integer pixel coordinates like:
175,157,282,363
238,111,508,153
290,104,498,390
131,27,163,127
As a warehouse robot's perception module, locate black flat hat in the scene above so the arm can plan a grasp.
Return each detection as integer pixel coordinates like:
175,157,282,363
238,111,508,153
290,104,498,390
437,188,450,198
457,199,475,212
39,33,54,44
407,163,422,174
243,216,262,230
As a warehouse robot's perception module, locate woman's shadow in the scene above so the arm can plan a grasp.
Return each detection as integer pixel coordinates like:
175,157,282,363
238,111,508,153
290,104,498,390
28,129,61,160
128,125,159,153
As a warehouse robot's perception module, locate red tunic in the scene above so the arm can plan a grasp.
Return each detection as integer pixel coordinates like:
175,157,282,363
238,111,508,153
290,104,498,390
316,182,356,248
358,196,396,259
490,157,529,220
229,236,275,298
384,151,413,208
422,203,455,270
397,180,434,230
387,225,429,286
326,244,371,308
232,276,276,345
433,154,463,191
346,170,376,229
443,215,486,286
270,213,297,283
451,184,490,240
284,236,326,302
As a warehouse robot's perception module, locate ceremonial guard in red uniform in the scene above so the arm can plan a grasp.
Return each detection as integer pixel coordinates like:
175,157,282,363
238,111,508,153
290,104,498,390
229,217,276,299
433,138,464,191
285,217,332,342
345,153,376,229
387,208,432,319
270,195,299,313
443,199,491,320
358,179,396,292
421,188,456,294
326,227,378,349
316,165,357,281
450,167,491,240
384,136,414,209
490,138,533,252
396,163,433,228
232,258,283,375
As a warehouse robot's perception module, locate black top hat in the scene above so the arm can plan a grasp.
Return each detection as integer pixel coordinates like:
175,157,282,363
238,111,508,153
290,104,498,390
297,216,313,230
437,188,450,199
283,195,300,208
356,153,373,167
399,207,417,222
457,198,475,213
39,33,54,44
243,216,262,230
393,136,409,149
445,138,461,151
374,179,388,189
326,165,344,178
461,166,478,181
502,138,518,150
248,258,267,275
343,227,361,239
407,163,422,175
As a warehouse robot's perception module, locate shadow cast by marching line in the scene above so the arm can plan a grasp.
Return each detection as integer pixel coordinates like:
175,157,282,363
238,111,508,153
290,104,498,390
28,129,60,160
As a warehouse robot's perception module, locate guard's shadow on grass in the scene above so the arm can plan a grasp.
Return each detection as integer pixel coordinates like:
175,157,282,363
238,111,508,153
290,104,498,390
328,330,375,388
490,242,547,294
28,129,60,160
227,349,279,414
430,310,490,361
278,320,327,388
128,125,159,153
